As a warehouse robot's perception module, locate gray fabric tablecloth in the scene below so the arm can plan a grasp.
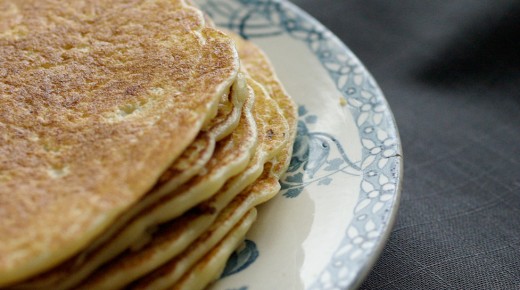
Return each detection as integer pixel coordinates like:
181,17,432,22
290,0,520,289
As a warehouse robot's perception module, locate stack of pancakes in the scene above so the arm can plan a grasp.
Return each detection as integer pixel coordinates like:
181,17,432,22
0,1,297,289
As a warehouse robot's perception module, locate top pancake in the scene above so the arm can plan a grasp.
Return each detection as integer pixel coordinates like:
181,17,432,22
0,0,239,285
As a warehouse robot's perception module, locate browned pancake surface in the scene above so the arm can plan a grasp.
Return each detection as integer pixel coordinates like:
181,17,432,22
0,0,239,284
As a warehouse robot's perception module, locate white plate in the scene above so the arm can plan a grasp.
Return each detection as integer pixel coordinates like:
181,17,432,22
195,1,403,289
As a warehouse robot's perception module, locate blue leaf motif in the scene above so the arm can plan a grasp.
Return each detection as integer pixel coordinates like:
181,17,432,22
283,187,304,198
280,180,291,190
221,240,259,278
285,172,303,184
324,158,343,171
298,105,308,116
318,177,332,186
305,115,318,124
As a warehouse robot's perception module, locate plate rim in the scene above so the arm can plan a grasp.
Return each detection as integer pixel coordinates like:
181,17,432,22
199,0,403,288
283,1,403,287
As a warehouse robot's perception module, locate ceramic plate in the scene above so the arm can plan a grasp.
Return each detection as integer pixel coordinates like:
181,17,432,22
195,0,403,289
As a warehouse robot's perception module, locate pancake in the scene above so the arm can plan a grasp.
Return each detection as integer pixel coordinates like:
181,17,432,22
228,31,298,176
0,0,240,285
129,163,280,290
155,72,248,192
84,72,249,254
75,77,289,289
173,209,257,290
130,34,299,290
7,72,249,290
203,72,248,142
9,82,256,290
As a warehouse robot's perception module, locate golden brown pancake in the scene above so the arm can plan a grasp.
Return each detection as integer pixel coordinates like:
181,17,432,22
75,77,289,290
228,31,298,176
172,209,257,290
129,34,299,290
9,84,256,290
0,0,239,286
203,73,248,142
83,73,249,257
156,72,248,193
129,163,281,290
7,72,249,290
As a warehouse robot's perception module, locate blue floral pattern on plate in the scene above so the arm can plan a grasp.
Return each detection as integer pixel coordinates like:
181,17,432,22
221,240,259,279
196,0,403,289
281,105,361,199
